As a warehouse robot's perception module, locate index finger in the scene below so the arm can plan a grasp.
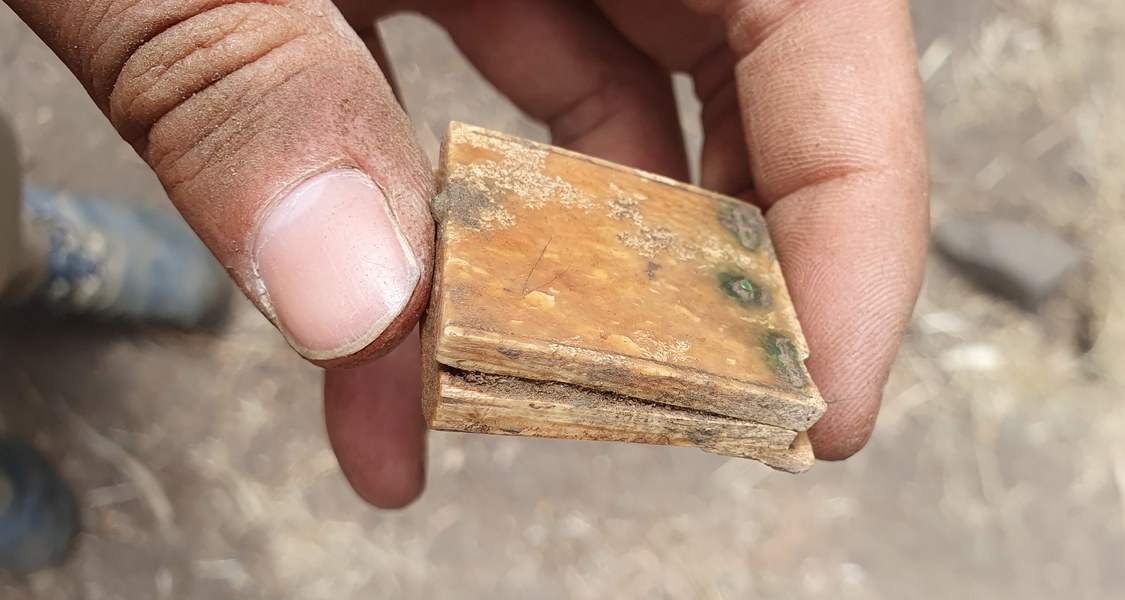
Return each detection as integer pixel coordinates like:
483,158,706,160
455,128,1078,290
689,0,930,458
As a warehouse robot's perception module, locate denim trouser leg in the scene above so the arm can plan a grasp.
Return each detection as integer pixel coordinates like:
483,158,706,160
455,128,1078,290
0,436,79,571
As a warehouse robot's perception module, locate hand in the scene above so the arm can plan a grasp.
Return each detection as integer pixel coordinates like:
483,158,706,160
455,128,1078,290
335,0,929,505
6,0,928,508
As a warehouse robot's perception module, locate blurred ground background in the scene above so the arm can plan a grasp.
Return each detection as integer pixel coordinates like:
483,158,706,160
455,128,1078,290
1,0,1123,597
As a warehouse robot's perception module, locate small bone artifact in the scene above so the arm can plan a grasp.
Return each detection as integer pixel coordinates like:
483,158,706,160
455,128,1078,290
422,122,826,472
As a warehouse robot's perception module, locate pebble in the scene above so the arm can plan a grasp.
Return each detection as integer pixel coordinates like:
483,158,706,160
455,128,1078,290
932,216,1084,307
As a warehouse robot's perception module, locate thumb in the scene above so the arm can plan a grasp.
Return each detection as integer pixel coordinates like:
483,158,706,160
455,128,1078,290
5,0,434,365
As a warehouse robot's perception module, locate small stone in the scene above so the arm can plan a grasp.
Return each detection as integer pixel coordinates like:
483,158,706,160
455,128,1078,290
939,342,1002,372
933,216,1084,307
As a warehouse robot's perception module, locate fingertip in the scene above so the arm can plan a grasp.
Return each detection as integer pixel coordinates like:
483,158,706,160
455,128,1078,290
765,177,923,465
341,448,426,510
808,400,879,461
801,310,888,462
324,331,428,509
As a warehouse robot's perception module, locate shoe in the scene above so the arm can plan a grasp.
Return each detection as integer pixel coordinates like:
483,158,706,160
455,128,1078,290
23,188,232,331
0,436,79,572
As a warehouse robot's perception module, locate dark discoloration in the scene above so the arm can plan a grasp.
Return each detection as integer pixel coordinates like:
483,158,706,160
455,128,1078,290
645,262,662,279
719,202,766,251
430,178,496,228
762,331,807,389
497,346,522,358
607,196,641,222
718,271,772,307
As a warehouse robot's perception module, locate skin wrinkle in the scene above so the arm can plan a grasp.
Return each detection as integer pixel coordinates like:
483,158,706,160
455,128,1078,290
114,15,310,147
737,25,918,203
88,0,301,106
81,1,119,82
147,48,325,183
44,1,99,85
144,63,267,173
123,8,269,96
140,24,341,177
88,0,151,93
722,0,813,57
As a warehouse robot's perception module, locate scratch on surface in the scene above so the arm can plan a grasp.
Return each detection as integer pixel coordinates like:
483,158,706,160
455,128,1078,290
522,235,567,295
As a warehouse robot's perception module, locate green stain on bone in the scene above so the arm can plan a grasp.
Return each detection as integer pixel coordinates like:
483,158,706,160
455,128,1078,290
718,202,765,251
718,271,771,307
762,331,807,389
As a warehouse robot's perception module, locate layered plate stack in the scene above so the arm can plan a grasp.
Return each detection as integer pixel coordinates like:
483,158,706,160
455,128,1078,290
422,123,826,472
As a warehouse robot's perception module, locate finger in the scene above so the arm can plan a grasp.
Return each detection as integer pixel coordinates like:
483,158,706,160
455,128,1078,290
324,328,426,509
426,0,688,179
686,0,929,458
336,4,402,102
312,5,427,508
595,0,725,70
4,0,435,366
592,0,755,196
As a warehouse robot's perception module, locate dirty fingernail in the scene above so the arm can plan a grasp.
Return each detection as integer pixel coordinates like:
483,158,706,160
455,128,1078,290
255,169,419,360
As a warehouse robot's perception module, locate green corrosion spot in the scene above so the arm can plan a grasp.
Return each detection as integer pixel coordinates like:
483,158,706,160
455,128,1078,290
718,271,771,307
762,331,807,389
719,202,766,251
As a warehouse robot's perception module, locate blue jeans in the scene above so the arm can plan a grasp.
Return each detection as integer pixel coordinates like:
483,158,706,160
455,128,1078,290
0,436,78,571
